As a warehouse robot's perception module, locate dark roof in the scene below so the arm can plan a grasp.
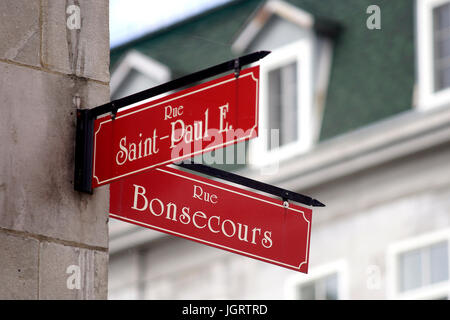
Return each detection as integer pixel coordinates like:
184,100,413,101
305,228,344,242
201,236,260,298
110,0,415,142
110,0,263,77
293,0,415,141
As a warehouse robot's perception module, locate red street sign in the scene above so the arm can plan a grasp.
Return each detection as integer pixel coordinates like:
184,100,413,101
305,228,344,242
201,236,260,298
109,166,313,273
92,66,259,188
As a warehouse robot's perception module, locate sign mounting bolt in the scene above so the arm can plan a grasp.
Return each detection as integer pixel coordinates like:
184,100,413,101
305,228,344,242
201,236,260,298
234,59,241,78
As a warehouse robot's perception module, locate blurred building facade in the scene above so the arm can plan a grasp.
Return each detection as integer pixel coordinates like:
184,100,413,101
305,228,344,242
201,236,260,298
107,0,450,299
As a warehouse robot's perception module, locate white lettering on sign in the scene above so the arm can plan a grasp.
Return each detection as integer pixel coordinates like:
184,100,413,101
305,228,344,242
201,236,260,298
169,109,210,148
219,103,230,133
193,211,207,229
130,184,273,248
193,185,218,204
116,130,160,165
131,184,147,211
164,105,184,120
115,103,231,166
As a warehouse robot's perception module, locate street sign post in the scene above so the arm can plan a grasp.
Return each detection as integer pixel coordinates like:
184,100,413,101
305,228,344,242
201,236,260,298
92,66,259,189
109,166,313,273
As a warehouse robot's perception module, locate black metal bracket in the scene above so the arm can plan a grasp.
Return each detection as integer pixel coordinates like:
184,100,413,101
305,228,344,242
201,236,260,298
234,59,241,78
111,101,118,120
74,109,94,193
176,162,325,208
87,51,270,120
74,51,271,193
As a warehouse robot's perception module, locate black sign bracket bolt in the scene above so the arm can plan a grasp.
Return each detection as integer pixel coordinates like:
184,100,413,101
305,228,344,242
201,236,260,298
234,59,241,78
111,101,118,120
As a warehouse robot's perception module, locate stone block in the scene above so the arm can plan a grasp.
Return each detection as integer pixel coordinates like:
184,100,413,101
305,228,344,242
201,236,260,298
0,62,109,248
0,0,41,67
0,232,39,299
41,0,110,82
39,241,108,299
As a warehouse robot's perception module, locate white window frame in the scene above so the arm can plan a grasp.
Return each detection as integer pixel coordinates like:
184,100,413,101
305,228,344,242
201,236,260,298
386,228,450,300
284,260,349,300
249,38,314,167
417,0,450,110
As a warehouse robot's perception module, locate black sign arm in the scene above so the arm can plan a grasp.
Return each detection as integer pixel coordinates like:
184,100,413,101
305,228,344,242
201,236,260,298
89,51,270,120
175,162,325,208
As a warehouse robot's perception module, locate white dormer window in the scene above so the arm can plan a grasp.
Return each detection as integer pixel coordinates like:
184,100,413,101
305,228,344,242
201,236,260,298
417,0,450,110
232,1,335,168
250,39,314,166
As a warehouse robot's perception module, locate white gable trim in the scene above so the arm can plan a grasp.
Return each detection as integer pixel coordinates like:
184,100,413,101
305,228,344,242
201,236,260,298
110,50,171,95
232,0,314,53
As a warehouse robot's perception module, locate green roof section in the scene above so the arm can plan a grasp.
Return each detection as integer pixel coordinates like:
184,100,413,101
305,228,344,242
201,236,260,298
111,0,415,143
110,0,262,77
290,0,416,141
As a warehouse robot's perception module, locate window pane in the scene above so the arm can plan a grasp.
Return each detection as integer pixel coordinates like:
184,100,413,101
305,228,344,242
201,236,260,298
267,62,298,150
280,62,298,146
434,3,450,31
436,65,450,91
434,3,450,91
325,274,339,300
399,248,422,292
430,241,449,284
436,38,450,60
268,68,281,150
299,282,315,300
298,273,339,300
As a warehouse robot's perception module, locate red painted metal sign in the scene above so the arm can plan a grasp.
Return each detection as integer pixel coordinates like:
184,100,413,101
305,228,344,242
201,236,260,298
109,166,312,273
92,66,259,188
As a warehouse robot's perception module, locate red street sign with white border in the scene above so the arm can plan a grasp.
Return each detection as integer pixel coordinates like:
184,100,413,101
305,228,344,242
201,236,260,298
92,66,259,189
109,165,312,273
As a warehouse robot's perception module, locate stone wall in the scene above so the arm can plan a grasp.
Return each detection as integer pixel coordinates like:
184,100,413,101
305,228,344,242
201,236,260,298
0,0,110,299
